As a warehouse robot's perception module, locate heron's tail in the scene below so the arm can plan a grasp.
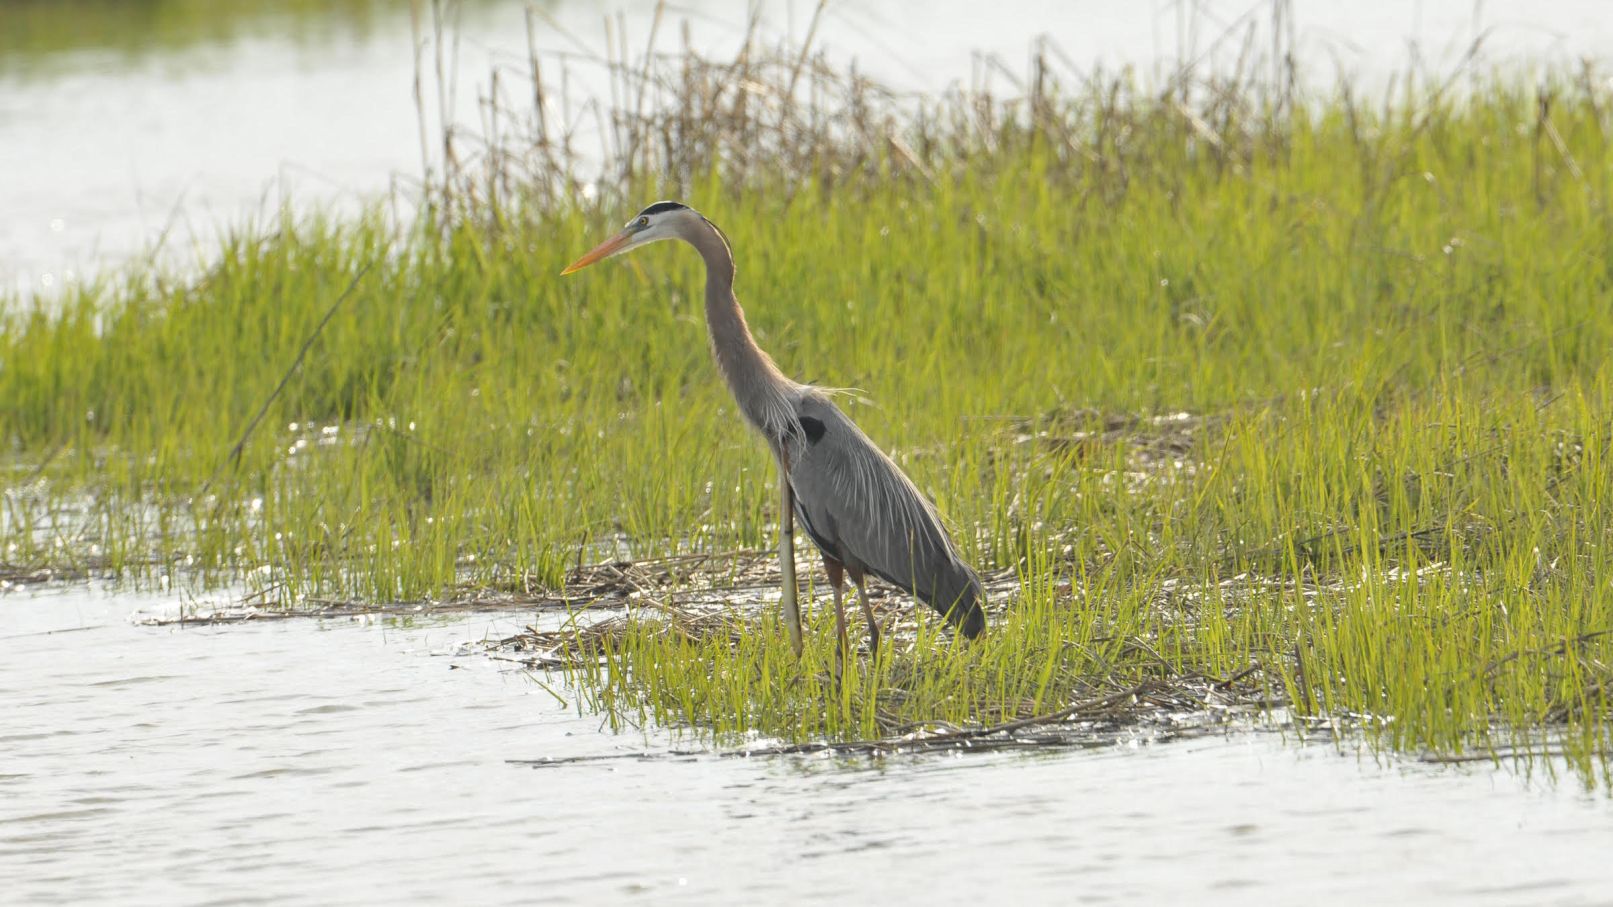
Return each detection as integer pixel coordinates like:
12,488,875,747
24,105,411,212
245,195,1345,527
927,563,986,640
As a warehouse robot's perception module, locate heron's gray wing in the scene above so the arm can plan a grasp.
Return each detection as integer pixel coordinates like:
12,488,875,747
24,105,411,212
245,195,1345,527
785,392,983,633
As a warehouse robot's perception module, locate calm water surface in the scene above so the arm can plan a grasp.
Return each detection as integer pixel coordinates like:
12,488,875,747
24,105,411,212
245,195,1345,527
2,587,1609,904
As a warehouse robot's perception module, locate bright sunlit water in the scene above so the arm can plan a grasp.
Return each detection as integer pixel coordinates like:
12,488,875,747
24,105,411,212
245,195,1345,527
2,587,1610,904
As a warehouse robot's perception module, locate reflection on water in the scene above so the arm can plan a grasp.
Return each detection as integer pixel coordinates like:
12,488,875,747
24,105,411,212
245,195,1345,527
0,0,441,67
2,588,1610,904
5,0,1613,298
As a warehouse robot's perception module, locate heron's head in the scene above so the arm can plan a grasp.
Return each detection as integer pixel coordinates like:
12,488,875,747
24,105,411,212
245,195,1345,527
560,201,699,275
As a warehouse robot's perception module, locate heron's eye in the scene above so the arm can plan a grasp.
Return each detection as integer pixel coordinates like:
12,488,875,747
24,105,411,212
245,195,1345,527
636,216,649,228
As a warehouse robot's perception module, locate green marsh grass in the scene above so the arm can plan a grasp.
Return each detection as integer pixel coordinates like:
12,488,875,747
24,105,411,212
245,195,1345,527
2,36,1612,779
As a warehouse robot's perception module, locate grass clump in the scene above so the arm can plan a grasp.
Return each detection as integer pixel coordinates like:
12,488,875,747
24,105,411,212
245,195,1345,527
3,19,1612,780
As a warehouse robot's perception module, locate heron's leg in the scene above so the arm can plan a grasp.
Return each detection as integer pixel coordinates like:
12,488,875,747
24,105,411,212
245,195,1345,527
777,460,803,656
825,557,848,678
850,570,881,658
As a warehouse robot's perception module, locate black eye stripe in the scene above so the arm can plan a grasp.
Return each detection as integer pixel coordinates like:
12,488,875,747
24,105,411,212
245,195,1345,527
638,201,688,216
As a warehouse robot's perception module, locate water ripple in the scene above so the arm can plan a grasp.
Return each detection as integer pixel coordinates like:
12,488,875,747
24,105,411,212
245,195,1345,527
2,590,1610,905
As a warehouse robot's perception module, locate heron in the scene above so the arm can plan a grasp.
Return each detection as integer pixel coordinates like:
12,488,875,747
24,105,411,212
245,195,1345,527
562,201,986,661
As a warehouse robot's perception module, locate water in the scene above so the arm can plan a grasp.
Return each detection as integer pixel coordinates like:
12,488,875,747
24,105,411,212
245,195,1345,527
3,587,1609,904
6,0,1613,297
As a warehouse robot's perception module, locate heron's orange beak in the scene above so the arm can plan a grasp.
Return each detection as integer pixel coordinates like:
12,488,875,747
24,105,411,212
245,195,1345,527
560,231,633,275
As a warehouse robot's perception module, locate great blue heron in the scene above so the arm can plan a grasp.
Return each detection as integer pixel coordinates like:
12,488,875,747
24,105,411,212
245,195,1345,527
562,201,986,659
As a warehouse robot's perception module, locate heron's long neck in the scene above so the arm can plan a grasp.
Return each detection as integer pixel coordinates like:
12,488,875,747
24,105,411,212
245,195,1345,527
686,220,797,440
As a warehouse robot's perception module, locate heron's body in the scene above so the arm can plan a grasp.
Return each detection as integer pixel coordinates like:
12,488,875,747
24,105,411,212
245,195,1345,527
783,391,985,640
563,201,986,656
